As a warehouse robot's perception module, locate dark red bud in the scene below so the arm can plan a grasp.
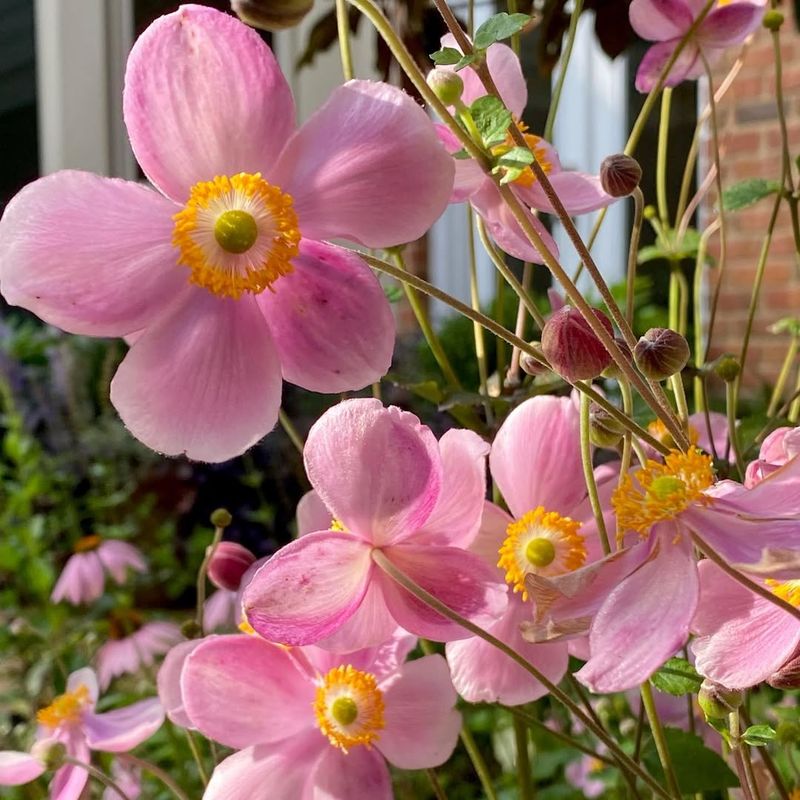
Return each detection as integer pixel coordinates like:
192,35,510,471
541,306,613,382
208,541,256,591
600,154,642,197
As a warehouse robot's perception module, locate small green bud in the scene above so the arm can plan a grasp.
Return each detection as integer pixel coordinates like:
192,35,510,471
426,69,464,106
181,619,203,640
698,679,743,720
31,740,67,771
601,337,633,380
232,0,314,31
643,204,657,220
589,404,626,448
633,327,690,380
713,354,740,383
210,508,233,528
762,9,784,30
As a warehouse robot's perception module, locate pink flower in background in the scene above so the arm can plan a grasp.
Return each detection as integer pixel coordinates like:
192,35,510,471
51,536,146,606
745,426,800,487
0,668,162,799
433,37,615,264
0,4,454,463
446,396,613,705
566,755,606,797
203,541,259,632
103,760,141,800
179,631,461,800
630,0,766,92
691,560,800,688
97,618,182,689
244,399,506,651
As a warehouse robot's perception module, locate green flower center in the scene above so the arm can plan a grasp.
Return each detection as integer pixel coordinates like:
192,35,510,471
331,696,359,726
214,209,258,254
524,537,556,568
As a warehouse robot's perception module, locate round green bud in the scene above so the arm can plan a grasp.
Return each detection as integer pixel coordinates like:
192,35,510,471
31,740,67,771
426,69,464,106
589,405,626,448
643,204,657,220
181,619,203,640
762,9,784,30
211,508,233,528
713,354,741,383
232,0,314,31
698,679,743,720
601,337,633,381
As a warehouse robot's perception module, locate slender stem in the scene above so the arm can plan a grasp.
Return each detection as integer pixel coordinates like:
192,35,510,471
513,715,535,800
771,27,796,196
670,373,690,426
186,728,210,786
335,0,354,80
507,261,534,387
740,708,791,800
543,0,584,141
196,524,225,631
640,682,682,799
693,221,719,412
627,189,645,325
507,0,521,53
729,712,757,800
725,381,746,478
425,768,448,800
371,549,672,799
767,337,799,417
460,726,499,800
618,380,635,542
279,409,305,455
580,392,611,554
790,369,800,424
62,757,132,800
466,207,492,421
656,89,672,225
121,755,192,800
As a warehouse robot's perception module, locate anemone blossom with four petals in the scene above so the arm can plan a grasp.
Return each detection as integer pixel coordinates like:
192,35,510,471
0,5,454,462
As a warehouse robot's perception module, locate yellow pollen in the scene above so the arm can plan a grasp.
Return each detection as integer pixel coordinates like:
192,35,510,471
613,447,714,540
74,534,102,553
648,418,699,451
36,684,90,728
173,172,301,299
330,518,348,532
238,619,257,636
314,665,385,752
491,120,552,188
498,507,586,600
766,579,800,608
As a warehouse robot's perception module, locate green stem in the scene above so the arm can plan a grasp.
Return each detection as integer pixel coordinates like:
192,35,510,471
466,207,492,422
626,188,645,325
640,682,682,799
62,757,132,800
790,369,800,424
279,409,305,455
543,0,584,141
508,0,521,53
460,726,499,800
656,89,672,225
768,337,799,417
513,715,535,799
580,391,611,555
186,728,209,786
670,373,690,426
729,712,758,800
507,261,534,387
335,0,354,80
121,755,192,800
693,222,718,412
425,768,448,800
196,523,225,631
725,381,746,478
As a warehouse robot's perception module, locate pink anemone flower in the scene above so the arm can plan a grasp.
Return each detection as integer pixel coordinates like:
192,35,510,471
51,536,146,606
178,631,461,800
528,447,800,692
691,560,800,689
0,5,454,462
243,398,506,651
433,36,615,264
745,426,800,487
445,396,614,705
0,667,162,799
630,0,766,92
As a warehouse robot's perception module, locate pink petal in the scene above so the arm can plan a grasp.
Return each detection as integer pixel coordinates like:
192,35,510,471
576,535,698,692
272,80,454,248
688,411,728,457
67,668,99,706
97,541,146,584
416,429,490,548
303,399,442,545
698,2,764,46
51,553,104,606
50,731,90,800
110,290,282,462
203,589,238,632
257,239,394,393
0,171,185,337
181,635,315,747
691,561,800,688
83,698,164,752
296,490,333,537
380,544,507,642
436,124,486,203
629,0,693,41
519,171,615,216
157,639,204,728
377,655,461,769
123,6,294,202
0,752,45,785
635,40,701,92
447,594,569,705
243,532,373,645
469,501,514,569
490,396,585,518
310,744,392,800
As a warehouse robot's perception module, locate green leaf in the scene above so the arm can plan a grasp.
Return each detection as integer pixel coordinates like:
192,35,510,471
430,47,462,65
742,724,777,746
454,54,476,71
470,95,512,148
452,148,471,160
651,657,703,696
637,227,702,264
383,284,404,303
722,178,781,211
642,728,739,793
473,12,531,49
497,146,534,167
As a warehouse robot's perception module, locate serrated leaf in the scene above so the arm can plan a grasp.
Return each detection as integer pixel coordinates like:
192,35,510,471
651,657,703,695
742,724,776,746
431,47,462,65
470,95,512,148
642,728,739,793
497,146,534,167
722,178,781,211
473,12,531,49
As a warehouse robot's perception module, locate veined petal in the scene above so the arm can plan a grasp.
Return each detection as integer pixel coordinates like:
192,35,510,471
296,490,333,537
257,240,394,393
629,0,693,41
272,80,453,248
635,40,701,93
469,501,514,569
304,399,442,545
243,532,373,645
83,698,164,752
698,2,764,46
310,744,392,800
123,5,295,202
519,171,615,216
0,752,45,786
110,289,282,462
0,171,185,337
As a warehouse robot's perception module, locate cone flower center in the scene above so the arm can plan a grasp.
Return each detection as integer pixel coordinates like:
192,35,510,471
173,172,301,299
613,447,714,540
73,534,102,553
490,121,552,188
766,579,800,608
36,684,90,728
498,506,586,600
314,665,385,752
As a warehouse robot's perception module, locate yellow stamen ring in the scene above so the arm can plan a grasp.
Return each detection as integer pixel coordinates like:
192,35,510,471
498,506,586,600
173,172,301,300
36,684,91,728
74,534,102,553
766,579,800,608
491,121,553,188
314,665,385,752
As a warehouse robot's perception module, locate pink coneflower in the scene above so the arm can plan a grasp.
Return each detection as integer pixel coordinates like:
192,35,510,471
51,536,146,606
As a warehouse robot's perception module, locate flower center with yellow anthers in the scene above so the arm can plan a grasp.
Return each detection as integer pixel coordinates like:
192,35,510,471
330,518,348,532
490,121,552,188
36,684,90,729
73,534,102,553
648,418,700,451
314,665,385,752
173,173,301,300
497,506,586,600
613,447,715,539
766,579,800,608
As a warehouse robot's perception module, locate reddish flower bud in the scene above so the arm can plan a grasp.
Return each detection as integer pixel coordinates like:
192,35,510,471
767,645,800,689
231,0,314,31
541,306,613,382
601,337,633,380
633,327,690,380
208,541,256,591
600,154,642,198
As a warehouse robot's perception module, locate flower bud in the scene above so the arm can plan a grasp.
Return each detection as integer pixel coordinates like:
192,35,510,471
210,508,233,528
767,646,800,689
762,9,784,30
698,679,743,720
31,739,67,771
208,541,257,591
520,343,547,376
541,306,613,382
589,405,626,448
712,354,740,383
426,69,464,106
231,0,314,31
633,327,690,380
601,337,633,380
181,619,203,640
643,204,657,220
600,154,642,197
